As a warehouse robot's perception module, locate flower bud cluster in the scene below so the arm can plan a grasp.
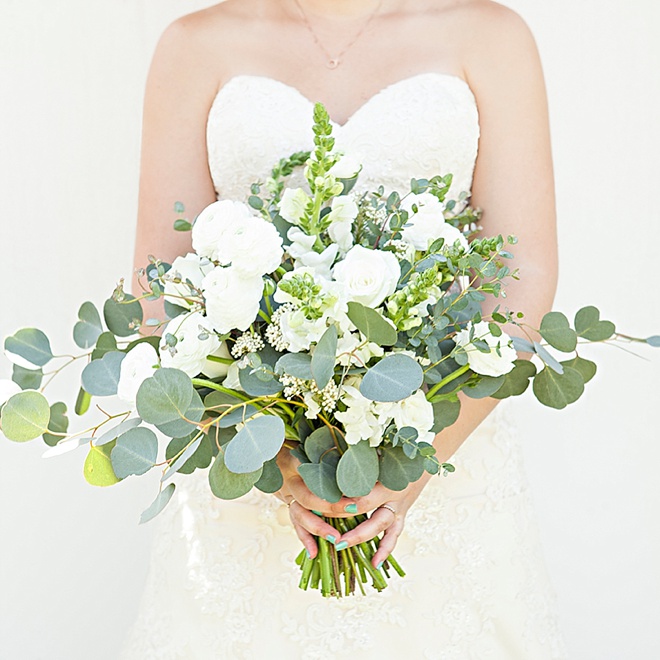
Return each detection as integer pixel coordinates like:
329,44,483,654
231,332,265,359
387,267,444,331
280,374,340,415
278,272,327,320
265,305,290,351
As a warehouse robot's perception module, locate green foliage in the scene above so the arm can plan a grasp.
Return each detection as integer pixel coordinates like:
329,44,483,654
647,335,660,347
91,332,118,360
304,427,336,463
346,302,397,346
162,434,203,480
298,456,343,503
11,364,43,390
209,452,263,500
204,390,259,427
275,353,313,380
84,442,121,487
533,341,564,375
574,306,615,341
431,398,461,433
223,415,285,474
336,441,379,497
110,427,159,478
238,364,282,397
561,356,597,384
93,417,142,446
4,328,53,368
139,484,176,524
532,366,584,409
81,351,125,396
103,293,143,337
462,375,505,399
75,387,92,416
73,302,104,349
1,390,51,442
254,458,284,493
378,445,425,491
491,360,537,399
311,325,338,390
540,312,578,353
42,402,69,447
360,354,424,402
173,219,192,232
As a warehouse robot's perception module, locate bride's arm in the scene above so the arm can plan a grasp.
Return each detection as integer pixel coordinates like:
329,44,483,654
312,5,558,565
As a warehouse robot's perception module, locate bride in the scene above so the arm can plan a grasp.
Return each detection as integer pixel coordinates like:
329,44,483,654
123,0,564,657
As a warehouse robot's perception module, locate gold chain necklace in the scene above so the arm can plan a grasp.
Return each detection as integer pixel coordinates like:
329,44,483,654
292,0,383,69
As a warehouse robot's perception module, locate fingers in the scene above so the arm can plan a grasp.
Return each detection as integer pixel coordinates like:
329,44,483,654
287,474,359,517
288,502,344,555
338,506,397,547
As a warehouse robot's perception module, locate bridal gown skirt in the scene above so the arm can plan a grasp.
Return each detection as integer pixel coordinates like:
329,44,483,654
120,403,566,659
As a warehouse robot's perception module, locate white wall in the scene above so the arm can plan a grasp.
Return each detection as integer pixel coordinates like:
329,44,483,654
0,1,658,658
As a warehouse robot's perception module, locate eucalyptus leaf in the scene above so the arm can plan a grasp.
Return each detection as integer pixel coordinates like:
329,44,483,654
539,312,578,353
136,368,194,429
532,366,584,410
561,356,597,384
4,328,53,368
360,353,424,402
73,301,104,349
103,294,144,337
223,415,285,474
81,351,125,396
1,390,51,442
91,332,118,360
511,336,536,354
238,366,282,397
155,389,204,438
254,458,284,493
533,342,564,375
93,417,142,447
311,325,338,390
336,441,379,497
379,445,426,491
75,387,92,416
139,484,176,524
298,460,342,503
42,402,69,447
463,375,505,399
209,451,263,500
110,427,158,478
304,427,337,463
491,360,537,399
164,300,188,319
646,335,660,347
574,306,615,341
11,364,43,390
165,432,214,475
84,442,121,487
162,434,203,482
431,398,461,433
275,353,313,380
346,302,397,345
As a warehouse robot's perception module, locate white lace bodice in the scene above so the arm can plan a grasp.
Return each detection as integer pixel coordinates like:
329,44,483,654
206,72,480,201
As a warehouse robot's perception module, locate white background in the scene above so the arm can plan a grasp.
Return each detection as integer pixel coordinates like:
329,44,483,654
0,1,658,658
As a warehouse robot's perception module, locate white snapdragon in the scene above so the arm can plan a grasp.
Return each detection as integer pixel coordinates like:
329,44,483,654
329,154,362,179
192,200,252,262
287,227,339,280
202,266,264,334
160,312,220,378
400,192,468,252
279,309,327,353
454,321,517,377
117,343,159,405
327,196,358,253
333,244,400,308
164,253,213,309
279,188,311,226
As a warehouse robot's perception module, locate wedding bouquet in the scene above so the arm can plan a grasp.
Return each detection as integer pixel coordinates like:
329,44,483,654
1,103,656,598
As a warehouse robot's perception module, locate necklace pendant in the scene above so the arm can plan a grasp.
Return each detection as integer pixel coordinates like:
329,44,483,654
327,58,340,69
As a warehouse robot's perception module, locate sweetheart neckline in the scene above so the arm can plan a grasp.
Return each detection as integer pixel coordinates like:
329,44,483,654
211,72,477,129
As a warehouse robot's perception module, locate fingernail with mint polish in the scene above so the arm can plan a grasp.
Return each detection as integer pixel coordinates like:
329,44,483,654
335,541,348,551
326,534,337,544
344,503,358,514
312,510,323,516
377,561,384,570
305,549,311,559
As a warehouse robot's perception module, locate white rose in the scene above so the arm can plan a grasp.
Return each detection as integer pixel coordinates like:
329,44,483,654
160,312,220,378
164,253,213,309
329,154,362,179
279,188,311,225
400,192,468,252
0,379,21,406
287,227,338,280
333,245,400,308
202,341,233,379
388,390,436,444
219,215,283,278
454,321,517,377
202,266,264,334
192,200,252,262
117,343,159,405
327,196,358,253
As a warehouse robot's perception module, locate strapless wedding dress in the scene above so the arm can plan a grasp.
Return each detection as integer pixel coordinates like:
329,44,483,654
120,73,566,659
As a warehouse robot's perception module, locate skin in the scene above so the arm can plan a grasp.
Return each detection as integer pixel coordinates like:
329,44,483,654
135,0,557,567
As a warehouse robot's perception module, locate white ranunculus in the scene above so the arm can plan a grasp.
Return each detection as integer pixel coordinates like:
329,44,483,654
192,200,253,262
0,379,21,406
329,154,362,179
279,188,311,225
164,253,213,309
454,321,517,377
202,341,233,379
287,227,339,280
117,342,159,405
219,215,283,278
160,312,220,378
400,192,468,252
333,245,400,308
388,390,436,444
202,266,264,334
334,385,385,446
327,196,358,253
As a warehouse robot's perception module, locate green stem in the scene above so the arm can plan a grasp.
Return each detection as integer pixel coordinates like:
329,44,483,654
191,379,251,401
426,364,470,400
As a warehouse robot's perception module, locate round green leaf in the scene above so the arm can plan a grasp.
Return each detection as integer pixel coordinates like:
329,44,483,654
162,434,203,481
73,301,104,349
346,302,398,346
304,427,336,463
336,441,379,497
110,427,158,478
223,416,285,474
238,366,282,397
155,389,205,438
574,306,615,341
91,332,118,361
561,356,597,384
431,398,461,433
463,375,505,400
532,366,584,410
11,364,43,390
311,325,338,390
4,328,53,368
275,353,313,380
254,458,284,493
81,351,125,396
136,368,194,428
84,442,121,487
103,294,143,337
646,335,660,348
379,445,426,491
139,484,176,525
491,360,537,399
539,312,578,353
165,432,213,475
209,451,262,500
360,353,424,402
1,390,51,442
298,460,342,503
42,402,69,447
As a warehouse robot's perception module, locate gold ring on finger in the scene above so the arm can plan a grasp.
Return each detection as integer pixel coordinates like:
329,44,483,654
378,504,397,516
